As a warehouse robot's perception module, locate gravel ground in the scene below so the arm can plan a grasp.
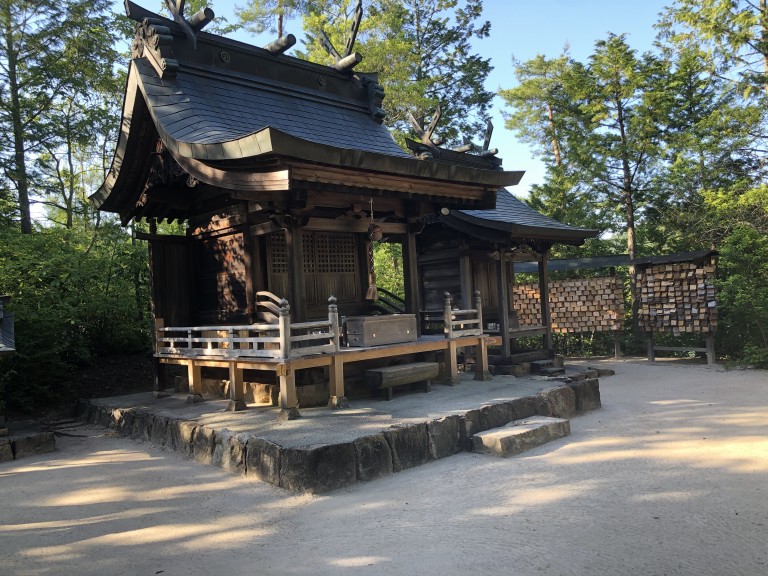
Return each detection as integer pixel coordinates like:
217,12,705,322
1,358,766,576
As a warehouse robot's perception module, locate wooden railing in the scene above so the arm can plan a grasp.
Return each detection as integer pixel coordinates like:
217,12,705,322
442,290,484,338
156,297,340,360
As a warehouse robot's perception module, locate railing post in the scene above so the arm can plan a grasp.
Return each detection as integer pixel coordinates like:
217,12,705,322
474,289,483,333
187,328,193,352
279,299,291,359
328,295,340,352
228,327,234,353
443,291,453,339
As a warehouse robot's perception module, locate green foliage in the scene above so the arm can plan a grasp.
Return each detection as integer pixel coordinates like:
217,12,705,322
0,224,151,412
0,0,121,234
373,241,404,299
294,0,493,146
713,225,768,361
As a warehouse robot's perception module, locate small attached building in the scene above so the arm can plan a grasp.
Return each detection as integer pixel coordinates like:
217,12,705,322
419,190,597,359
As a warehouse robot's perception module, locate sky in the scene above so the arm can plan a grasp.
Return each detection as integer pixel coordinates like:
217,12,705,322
121,0,674,195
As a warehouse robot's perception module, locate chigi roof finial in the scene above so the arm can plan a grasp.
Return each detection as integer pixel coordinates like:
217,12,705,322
318,0,364,72
164,0,214,50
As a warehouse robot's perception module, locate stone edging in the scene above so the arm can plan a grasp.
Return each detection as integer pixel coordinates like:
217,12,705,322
75,379,601,493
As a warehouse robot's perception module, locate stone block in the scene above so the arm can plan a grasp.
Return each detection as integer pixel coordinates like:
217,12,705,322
354,433,393,482
115,409,135,436
592,367,615,377
87,404,100,425
0,438,13,462
536,386,576,419
13,431,55,459
479,402,515,431
279,442,357,493
514,362,531,376
150,415,168,446
246,383,274,404
472,416,571,457
74,399,90,420
509,396,538,421
97,406,113,429
201,377,227,399
213,429,247,475
131,411,153,441
296,382,329,407
246,436,282,486
383,423,432,473
461,409,481,448
170,420,196,457
427,415,463,459
192,426,216,465
569,378,602,413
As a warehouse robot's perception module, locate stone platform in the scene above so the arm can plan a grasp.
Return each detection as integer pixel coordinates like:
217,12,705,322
75,368,603,493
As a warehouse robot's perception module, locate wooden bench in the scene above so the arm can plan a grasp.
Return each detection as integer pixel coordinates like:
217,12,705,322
365,362,439,400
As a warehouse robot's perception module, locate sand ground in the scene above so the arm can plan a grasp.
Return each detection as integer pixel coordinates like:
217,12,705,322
1,358,766,576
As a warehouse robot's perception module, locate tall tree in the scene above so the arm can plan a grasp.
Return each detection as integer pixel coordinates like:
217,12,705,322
293,0,494,146
236,0,306,38
658,0,768,95
0,0,120,234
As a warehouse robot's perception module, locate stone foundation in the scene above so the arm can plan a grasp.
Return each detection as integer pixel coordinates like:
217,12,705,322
74,381,600,494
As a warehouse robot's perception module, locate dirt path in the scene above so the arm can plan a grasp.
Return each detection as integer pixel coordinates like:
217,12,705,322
1,359,766,576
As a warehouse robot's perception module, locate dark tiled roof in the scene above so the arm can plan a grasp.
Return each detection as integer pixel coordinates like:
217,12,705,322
452,189,597,242
137,59,410,159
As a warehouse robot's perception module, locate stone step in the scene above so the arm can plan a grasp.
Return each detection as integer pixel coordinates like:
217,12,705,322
539,366,566,376
530,359,553,373
472,416,571,457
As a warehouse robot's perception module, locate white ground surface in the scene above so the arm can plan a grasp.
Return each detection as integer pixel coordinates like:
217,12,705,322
1,358,767,576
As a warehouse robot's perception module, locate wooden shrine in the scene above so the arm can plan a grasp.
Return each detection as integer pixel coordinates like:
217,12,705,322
93,1,592,414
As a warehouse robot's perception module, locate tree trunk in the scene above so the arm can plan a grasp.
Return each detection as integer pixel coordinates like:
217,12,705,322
547,102,562,166
762,0,768,95
3,8,32,234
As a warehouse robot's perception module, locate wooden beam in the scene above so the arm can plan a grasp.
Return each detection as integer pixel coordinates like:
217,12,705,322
402,223,420,326
497,253,511,357
175,154,291,192
284,222,307,321
538,251,553,355
304,217,405,234
291,163,492,202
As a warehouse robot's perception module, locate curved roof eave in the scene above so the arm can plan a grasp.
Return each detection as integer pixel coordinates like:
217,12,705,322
452,189,598,243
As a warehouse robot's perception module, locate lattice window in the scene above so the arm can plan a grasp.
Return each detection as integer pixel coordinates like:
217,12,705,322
302,233,316,274
315,232,356,273
267,230,360,304
268,231,288,274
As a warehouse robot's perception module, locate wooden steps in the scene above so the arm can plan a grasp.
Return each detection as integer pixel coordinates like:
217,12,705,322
472,416,571,457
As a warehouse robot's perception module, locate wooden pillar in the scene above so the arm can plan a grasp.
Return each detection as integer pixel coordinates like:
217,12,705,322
284,221,306,322
152,318,168,398
327,296,347,408
496,250,511,357
328,356,346,408
647,333,655,363
474,335,492,381
459,254,473,310
705,333,716,365
277,363,299,418
444,339,460,386
278,300,300,418
227,363,246,412
614,330,622,359
538,250,553,356
402,226,420,326
186,361,203,403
